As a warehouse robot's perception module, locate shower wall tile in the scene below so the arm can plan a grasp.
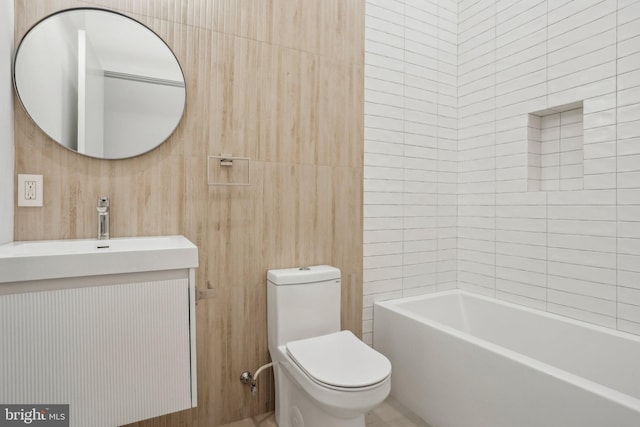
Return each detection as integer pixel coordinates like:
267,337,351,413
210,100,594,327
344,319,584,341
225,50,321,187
363,0,405,346
455,0,640,335
457,0,495,296
363,0,457,345
494,192,547,310
617,0,640,335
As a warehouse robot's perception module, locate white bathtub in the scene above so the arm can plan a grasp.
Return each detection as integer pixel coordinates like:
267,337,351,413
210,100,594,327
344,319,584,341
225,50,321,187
373,290,640,427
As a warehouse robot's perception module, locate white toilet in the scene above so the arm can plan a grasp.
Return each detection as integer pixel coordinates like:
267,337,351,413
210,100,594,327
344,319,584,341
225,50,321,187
267,265,391,427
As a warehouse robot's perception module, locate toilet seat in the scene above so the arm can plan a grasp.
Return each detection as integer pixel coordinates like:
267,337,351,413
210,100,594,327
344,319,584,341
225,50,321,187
286,330,391,391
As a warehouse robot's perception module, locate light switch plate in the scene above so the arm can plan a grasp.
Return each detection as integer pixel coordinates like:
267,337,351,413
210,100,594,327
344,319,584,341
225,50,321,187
18,174,43,207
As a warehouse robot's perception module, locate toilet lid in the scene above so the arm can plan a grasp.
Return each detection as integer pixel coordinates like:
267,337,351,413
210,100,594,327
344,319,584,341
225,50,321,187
286,330,391,388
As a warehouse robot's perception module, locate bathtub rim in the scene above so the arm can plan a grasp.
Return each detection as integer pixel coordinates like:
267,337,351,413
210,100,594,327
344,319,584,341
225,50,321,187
374,289,640,414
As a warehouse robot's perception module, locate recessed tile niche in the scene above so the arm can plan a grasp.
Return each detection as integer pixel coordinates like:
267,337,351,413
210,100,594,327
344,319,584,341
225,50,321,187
527,101,584,192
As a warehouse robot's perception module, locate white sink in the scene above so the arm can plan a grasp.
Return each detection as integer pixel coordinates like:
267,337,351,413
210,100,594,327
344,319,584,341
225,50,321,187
0,235,198,283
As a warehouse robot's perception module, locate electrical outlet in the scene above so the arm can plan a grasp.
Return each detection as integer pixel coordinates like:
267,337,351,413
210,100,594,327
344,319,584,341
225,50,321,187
18,174,43,207
25,181,37,200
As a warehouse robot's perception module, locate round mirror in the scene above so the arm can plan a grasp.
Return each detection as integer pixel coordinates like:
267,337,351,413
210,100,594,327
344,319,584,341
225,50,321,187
13,8,186,159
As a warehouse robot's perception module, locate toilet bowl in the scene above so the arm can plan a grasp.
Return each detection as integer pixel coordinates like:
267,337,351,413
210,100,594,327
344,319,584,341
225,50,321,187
267,266,392,427
276,331,391,422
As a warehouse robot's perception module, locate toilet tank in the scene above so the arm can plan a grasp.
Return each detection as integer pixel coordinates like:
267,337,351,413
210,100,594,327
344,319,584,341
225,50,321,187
267,265,341,351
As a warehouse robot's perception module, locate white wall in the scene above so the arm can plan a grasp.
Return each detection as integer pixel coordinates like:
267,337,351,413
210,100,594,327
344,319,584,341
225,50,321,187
0,0,14,245
366,0,640,339
363,0,458,345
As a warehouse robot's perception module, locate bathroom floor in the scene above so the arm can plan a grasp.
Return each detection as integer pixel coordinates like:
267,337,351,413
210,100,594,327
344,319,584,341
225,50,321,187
219,397,432,427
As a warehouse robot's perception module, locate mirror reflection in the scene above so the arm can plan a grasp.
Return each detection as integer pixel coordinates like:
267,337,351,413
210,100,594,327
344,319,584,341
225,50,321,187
13,8,186,159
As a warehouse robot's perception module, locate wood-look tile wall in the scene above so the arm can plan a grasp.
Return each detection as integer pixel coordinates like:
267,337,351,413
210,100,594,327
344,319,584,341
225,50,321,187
12,1,364,425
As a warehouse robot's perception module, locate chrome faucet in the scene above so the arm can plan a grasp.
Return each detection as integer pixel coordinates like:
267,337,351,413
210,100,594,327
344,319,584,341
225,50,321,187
97,197,110,240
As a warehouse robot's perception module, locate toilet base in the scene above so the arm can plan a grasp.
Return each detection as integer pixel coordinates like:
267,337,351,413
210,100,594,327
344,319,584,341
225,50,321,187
280,388,365,427
273,359,387,427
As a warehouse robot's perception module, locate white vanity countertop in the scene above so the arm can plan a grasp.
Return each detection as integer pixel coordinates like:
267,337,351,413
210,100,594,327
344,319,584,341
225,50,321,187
0,235,198,283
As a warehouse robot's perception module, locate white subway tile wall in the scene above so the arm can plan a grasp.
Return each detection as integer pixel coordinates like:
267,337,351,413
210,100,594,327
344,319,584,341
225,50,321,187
364,0,640,340
618,0,640,335
363,0,458,345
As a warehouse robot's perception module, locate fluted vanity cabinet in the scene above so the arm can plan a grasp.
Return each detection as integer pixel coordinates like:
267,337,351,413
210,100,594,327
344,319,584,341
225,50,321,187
0,236,198,427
